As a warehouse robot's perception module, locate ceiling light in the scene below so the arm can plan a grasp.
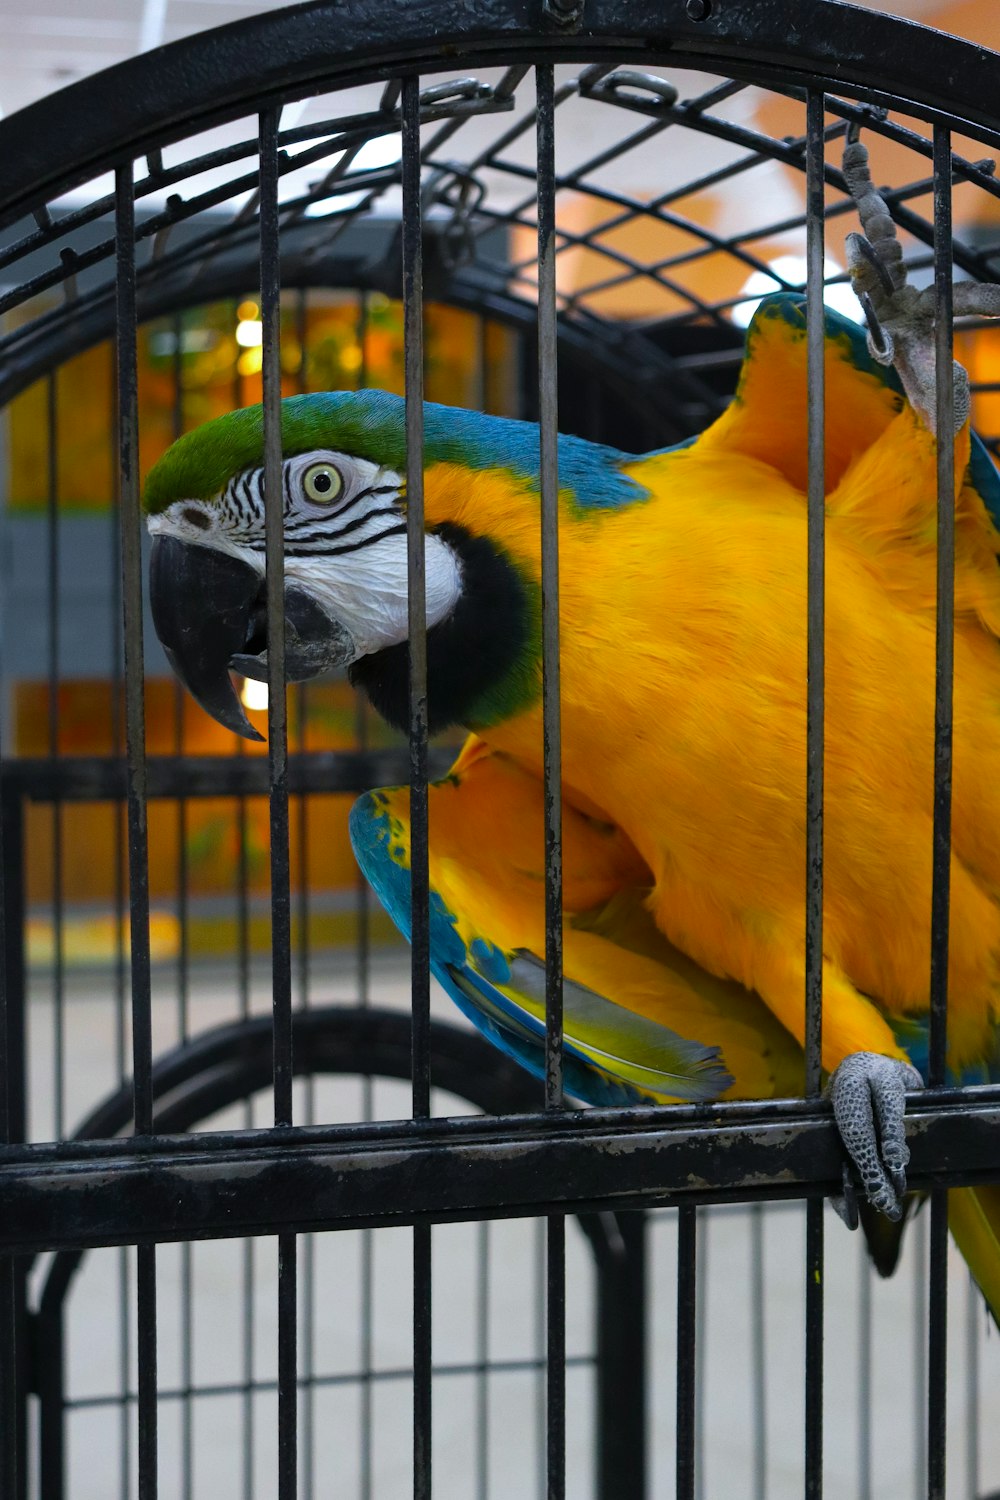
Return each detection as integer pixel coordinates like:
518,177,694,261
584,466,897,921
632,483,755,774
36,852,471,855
731,255,862,328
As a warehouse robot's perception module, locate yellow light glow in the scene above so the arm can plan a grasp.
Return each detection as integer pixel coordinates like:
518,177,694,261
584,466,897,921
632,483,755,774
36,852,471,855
235,318,263,348
340,343,363,373
240,676,269,712
238,346,264,377
237,299,260,321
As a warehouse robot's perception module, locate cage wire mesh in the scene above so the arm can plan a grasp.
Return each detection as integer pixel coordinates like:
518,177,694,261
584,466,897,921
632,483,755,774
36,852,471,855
3,3,1000,1499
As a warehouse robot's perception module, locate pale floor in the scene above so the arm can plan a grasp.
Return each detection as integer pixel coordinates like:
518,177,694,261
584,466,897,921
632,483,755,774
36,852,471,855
19,948,1000,1499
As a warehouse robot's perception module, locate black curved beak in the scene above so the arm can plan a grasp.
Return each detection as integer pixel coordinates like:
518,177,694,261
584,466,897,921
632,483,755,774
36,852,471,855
149,534,358,742
150,534,265,740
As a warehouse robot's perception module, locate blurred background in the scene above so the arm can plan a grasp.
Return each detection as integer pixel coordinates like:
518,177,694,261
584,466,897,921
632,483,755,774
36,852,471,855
4,5,1000,1498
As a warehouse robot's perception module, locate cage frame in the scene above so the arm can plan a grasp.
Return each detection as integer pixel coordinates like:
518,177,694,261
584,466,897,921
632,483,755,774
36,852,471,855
3,1,1000,1498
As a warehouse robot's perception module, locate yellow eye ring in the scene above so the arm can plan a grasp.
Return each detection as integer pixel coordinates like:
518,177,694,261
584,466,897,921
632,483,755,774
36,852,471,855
302,463,343,505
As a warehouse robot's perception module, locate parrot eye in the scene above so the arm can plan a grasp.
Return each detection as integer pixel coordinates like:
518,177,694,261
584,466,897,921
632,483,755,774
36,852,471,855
301,462,344,505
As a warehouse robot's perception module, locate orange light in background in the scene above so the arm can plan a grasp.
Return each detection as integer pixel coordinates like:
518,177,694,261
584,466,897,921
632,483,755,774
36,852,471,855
237,345,263,377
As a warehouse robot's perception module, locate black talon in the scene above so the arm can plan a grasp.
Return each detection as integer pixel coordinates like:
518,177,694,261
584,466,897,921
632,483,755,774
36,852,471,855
858,290,890,356
852,233,896,299
832,1162,860,1232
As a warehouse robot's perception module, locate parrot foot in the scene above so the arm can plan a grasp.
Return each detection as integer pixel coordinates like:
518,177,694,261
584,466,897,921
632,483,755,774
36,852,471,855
829,1161,860,1231
841,127,1000,437
827,1051,923,1222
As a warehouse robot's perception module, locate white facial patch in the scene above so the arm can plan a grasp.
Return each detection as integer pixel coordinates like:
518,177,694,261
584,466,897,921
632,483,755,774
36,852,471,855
285,534,462,658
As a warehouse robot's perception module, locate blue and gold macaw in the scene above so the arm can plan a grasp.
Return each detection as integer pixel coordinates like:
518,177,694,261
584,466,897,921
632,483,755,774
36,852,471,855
144,137,1000,1316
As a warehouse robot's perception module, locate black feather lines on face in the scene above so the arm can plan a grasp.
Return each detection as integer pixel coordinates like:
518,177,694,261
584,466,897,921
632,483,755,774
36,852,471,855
348,521,533,735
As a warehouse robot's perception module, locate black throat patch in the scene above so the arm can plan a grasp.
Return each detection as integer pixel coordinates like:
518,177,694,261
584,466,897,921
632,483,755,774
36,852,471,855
348,522,538,735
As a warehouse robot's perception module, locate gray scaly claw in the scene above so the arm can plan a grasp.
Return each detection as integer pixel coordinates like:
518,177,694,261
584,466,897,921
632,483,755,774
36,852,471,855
842,133,1000,437
830,1161,860,1231
827,1051,924,1222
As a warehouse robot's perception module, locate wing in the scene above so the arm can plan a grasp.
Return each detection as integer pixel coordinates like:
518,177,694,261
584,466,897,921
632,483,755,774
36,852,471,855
349,735,804,1107
691,292,1000,634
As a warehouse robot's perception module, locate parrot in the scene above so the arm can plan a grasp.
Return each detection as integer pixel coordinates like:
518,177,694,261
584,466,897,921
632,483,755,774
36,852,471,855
143,133,1000,1317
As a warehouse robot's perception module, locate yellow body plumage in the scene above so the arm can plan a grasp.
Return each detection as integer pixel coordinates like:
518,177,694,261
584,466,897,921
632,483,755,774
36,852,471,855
420,306,1000,1080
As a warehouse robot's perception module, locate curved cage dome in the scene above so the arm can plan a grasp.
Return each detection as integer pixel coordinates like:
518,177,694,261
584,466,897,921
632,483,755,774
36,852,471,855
0,0,999,451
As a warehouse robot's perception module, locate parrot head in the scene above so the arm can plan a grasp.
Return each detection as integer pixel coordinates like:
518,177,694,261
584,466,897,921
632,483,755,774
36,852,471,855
144,389,605,741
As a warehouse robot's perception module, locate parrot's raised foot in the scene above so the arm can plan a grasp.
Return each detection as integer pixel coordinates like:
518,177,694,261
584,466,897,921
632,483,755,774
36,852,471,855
827,1051,923,1222
842,129,1000,436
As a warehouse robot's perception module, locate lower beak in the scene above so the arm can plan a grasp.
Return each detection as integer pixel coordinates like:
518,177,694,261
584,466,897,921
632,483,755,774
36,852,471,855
149,535,356,741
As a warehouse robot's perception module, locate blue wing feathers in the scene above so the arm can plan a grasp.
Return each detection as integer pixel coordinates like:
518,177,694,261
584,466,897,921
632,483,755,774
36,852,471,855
349,790,731,1107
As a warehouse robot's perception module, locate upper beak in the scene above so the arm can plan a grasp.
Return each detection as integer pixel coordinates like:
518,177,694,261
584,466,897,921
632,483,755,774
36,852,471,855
149,534,356,741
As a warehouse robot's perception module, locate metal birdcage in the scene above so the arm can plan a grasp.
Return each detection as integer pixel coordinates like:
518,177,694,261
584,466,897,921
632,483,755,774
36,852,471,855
3,2,1000,1497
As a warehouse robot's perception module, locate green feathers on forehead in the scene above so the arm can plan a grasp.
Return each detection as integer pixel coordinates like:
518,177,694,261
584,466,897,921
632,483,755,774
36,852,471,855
142,389,650,514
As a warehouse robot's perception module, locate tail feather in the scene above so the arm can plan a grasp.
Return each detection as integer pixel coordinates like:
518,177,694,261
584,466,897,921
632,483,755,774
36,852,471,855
948,1184,1000,1327
859,1195,915,1279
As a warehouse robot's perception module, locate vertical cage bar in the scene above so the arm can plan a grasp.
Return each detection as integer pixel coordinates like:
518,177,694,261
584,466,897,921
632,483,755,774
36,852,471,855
0,791,25,1152
965,1275,979,1498
355,292,374,1500
536,60,566,1500
234,400,257,1500
534,1220,546,1500
694,1212,708,1500
929,126,954,1091
803,92,826,1094
260,104,293,1125
593,1212,647,1500
46,371,65,1143
402,82,430,1117
230,332,256,1500
355,290,373,1014
914,1212,928,1499
169,308,195,1500
857,1241,872,1500
260,103,298,1500
0,789,12,1500
358,240,375,1490
115,164,153,1134
676,1205,697,1500
803,90,827,1500
476,1220,490,1500
804,1201,824,1500
170,314,191,1051
402,73,433,1500
546,1215,566,1500
0,798,27,1500
927,120,955,1500
108,352,132,1500
294,279,317,1500
536,68,563,1115
927,1196,948,1500
0,1259,20,1500
116,158,158,1500
750,1205,767,1500
0,671,10,1493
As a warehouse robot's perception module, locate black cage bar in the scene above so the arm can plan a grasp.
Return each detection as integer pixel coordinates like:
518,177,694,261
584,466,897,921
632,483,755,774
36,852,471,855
3,4,1000,1499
